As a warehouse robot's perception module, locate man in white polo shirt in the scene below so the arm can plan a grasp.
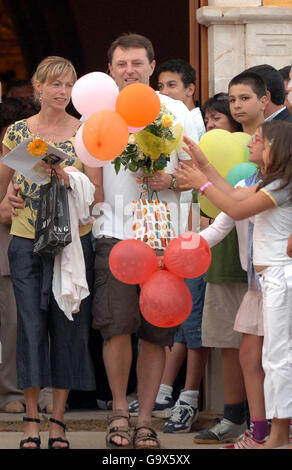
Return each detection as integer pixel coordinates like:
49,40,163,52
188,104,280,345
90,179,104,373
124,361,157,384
91,33,198,449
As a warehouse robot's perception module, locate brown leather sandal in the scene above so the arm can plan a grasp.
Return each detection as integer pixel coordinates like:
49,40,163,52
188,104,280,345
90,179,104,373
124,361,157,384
133,422,161,449
106,410,132,449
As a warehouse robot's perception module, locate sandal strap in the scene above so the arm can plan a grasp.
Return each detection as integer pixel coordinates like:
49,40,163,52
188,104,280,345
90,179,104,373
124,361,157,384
133,422,160,449
49,417,66,430
48,437,70,449
134,422,157,436
107,410,130,425
23,417,40,424
20,436,41,448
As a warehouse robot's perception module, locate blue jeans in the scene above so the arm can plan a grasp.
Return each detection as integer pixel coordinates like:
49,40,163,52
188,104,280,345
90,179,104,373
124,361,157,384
174,275,206,349
8,234,96,391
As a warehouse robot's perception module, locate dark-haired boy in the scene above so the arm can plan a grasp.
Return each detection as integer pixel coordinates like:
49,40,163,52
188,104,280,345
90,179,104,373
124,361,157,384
228,71,267,135
157,59,205,140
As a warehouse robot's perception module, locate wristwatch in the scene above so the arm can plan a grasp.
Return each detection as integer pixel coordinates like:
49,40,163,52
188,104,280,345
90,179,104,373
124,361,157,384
169,174,178,190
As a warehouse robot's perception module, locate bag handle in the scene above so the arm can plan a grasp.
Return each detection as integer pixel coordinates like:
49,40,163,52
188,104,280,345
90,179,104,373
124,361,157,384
139,180,159,201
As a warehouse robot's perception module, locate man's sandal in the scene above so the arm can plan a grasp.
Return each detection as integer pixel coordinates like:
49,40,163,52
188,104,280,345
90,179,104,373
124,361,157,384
106,410,132,449
48,417,70,449
19,417,41,449
133,422,161,450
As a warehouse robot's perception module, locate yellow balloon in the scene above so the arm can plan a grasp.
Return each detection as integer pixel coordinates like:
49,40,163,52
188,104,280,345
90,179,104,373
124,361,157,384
199,129,246,178
198,193,221,219
231,132,251,162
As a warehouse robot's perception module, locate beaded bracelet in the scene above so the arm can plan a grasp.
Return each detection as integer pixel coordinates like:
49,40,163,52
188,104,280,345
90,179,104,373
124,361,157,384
199,181,213,195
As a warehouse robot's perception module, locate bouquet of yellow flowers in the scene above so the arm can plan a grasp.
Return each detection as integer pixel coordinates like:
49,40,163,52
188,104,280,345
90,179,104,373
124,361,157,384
113,103,183,175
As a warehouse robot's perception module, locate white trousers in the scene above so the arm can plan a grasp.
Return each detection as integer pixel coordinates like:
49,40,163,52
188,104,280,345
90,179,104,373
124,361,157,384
260,265,292,419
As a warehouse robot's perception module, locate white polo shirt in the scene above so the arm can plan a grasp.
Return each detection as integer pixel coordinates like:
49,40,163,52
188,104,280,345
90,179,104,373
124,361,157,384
92,92,198,240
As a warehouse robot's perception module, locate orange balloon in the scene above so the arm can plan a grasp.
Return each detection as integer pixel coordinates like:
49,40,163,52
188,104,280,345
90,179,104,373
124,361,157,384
115,83,161,127
83,110,129,160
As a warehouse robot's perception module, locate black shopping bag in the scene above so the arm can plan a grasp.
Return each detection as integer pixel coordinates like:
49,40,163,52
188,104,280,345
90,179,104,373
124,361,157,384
33,174,72,257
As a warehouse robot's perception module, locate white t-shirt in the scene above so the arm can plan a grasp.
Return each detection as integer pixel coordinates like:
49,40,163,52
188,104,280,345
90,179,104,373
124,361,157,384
253,179,292,266
92,92,198,240
181,108,205,206
190,107,205,142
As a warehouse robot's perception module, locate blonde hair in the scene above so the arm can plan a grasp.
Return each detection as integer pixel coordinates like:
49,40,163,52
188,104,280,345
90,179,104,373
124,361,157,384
32,56,77,102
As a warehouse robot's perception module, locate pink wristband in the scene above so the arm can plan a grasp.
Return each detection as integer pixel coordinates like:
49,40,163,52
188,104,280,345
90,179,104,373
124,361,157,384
199,181,213,195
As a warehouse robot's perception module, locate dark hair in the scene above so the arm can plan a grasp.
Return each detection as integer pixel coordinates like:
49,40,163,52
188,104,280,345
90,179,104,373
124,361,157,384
6,79,32,97
278,65,291,81
107,33,155,64
257,120,292,194
156,59,196,87
228,71,267,99
0,97,39,133
245,64,285,105
202,92,242,132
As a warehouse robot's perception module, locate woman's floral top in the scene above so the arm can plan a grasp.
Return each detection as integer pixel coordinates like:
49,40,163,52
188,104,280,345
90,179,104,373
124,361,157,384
3,119,90,239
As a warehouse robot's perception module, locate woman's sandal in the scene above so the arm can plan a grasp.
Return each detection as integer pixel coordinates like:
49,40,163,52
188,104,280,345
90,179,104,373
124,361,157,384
106,410,132,449
133,422,161,450
19,417,41,449
48,417,70,449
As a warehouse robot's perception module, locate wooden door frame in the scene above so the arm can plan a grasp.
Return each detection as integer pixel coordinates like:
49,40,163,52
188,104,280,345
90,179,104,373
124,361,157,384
189,0,208,105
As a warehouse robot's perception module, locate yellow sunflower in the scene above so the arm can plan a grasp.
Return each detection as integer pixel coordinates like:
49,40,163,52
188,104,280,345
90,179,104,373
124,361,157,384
27,138,48,157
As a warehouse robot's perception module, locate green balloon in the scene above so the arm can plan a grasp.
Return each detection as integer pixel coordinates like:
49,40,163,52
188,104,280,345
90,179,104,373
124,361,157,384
227,162,258,187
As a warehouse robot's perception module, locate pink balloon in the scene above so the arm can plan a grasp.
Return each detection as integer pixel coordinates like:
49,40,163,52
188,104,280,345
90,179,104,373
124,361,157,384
74,124,109,167
109,239,158,285
72,72,119,118
128,125,145,133
164,232,212,279
139,270,193,328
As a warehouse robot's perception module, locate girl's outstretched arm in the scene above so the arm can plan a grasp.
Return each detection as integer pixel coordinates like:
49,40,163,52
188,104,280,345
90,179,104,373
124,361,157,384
183,136,243,195
175,162,273,220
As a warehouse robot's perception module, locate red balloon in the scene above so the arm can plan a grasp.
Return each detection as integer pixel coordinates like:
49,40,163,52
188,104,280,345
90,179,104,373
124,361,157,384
109,239,158,285
164,232,211,279
139,270,193,328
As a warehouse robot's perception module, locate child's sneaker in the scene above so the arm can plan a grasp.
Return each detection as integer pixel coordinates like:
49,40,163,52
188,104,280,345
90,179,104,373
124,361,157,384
129,396,174,418
163,399,199,433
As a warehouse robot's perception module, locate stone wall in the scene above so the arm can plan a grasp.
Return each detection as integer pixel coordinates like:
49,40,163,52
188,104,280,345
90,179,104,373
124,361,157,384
197,1,292,96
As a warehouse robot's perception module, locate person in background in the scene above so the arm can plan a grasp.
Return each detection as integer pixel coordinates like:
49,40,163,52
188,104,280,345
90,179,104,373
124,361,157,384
278,65,292,116
228,71,267,135
0,56,100,448
193,92,248,445
6,80,34,99
245,64,292,123
157,58,205,140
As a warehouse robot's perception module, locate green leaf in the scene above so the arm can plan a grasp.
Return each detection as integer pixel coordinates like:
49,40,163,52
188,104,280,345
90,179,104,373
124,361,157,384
113,158,121,174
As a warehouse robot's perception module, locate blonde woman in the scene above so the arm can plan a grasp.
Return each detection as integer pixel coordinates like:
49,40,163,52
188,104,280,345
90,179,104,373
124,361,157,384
0,56,101,449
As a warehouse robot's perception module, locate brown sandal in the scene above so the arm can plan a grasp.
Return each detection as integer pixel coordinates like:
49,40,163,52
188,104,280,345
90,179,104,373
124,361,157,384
133,422,161,449
106,410,132,449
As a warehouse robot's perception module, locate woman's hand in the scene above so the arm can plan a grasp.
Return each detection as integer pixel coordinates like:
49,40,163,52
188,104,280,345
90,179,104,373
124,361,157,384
175,162,208,190
183,136,209,170
38,161,70,187
7,183,24,216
